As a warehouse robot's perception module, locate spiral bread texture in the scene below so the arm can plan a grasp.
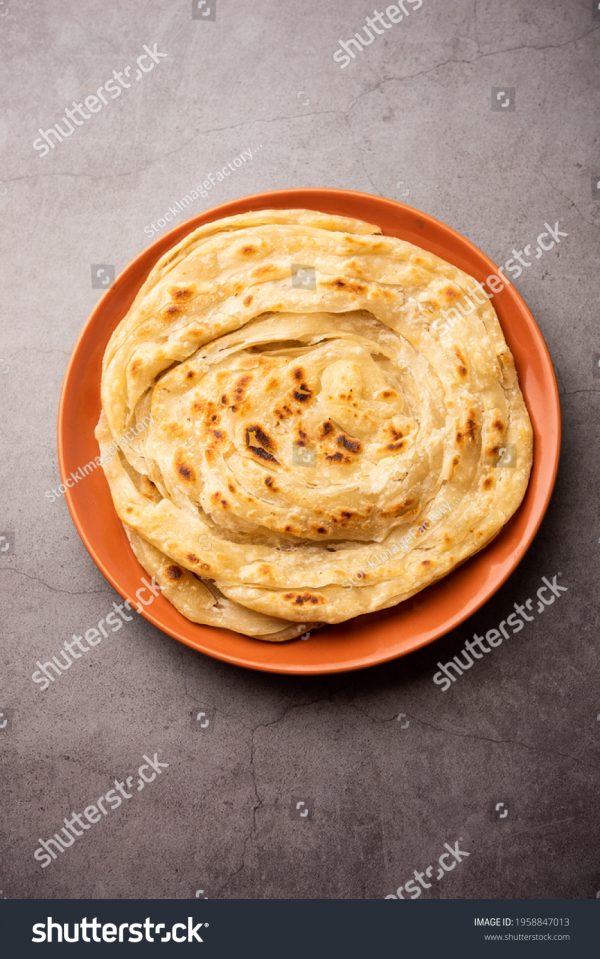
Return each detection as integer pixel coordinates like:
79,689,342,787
96,209,533,640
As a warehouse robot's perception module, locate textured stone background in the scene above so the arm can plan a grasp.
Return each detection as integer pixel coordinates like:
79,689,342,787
1,0,599,900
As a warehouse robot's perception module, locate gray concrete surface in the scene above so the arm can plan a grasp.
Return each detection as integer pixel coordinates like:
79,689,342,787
1,0,599,900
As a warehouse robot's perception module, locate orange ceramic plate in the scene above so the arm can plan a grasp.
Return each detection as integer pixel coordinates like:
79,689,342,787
58,189,561,675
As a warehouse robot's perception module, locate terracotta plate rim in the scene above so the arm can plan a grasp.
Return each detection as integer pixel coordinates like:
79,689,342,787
57,188,561,675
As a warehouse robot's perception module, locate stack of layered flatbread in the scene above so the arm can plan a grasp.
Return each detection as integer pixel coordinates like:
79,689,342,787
97,209,532,640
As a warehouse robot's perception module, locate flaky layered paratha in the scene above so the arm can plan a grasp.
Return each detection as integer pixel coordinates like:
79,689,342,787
96,208,533,640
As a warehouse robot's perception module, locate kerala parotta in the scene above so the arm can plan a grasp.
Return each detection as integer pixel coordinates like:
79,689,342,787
96,208,533,640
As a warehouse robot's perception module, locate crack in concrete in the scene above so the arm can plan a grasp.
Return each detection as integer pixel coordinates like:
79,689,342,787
472,0,481,57
348,703,600,774
346,25,600,114
342,113,382,196
211,696,334,896
540,170,599,230
211,694,599,896
0,566,110,598
6,25,599,192
561,389,600,396
6,110,344,185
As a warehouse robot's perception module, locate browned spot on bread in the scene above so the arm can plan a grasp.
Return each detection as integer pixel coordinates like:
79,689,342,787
283,592,325,606
316,526,327,534
245,425,279,464
274,405,294,420
162,305,180,317
381,389,395,398
248,446,279,465
382,501,414,518
482,476,494,490
372,287,395,302
210,413,218,422
243,294,253,306
325,278,366,294
139,477,157,500
341,510,353,519
337,434,361,453
492,419,505,432
234,374,252,402
465,412,477,438
452,455,460,466
186,370,195,380
252,264,277,278
293,367,304,381
487,445,500,457
456,432,464,445
228,483,235,493
386,440,405,452
344,259,366,276
248,426,274,448
171,286,194,301
293,384,312,403
177,461,196,481
241,245,257,255
325,451,349,463
187,553,199,564
166,565,182,580
457,365,468,378
130,359,142,374
320,420,333,437
421,559,433,567
442,286,460,301
221,394,228,405
212,429,224,440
